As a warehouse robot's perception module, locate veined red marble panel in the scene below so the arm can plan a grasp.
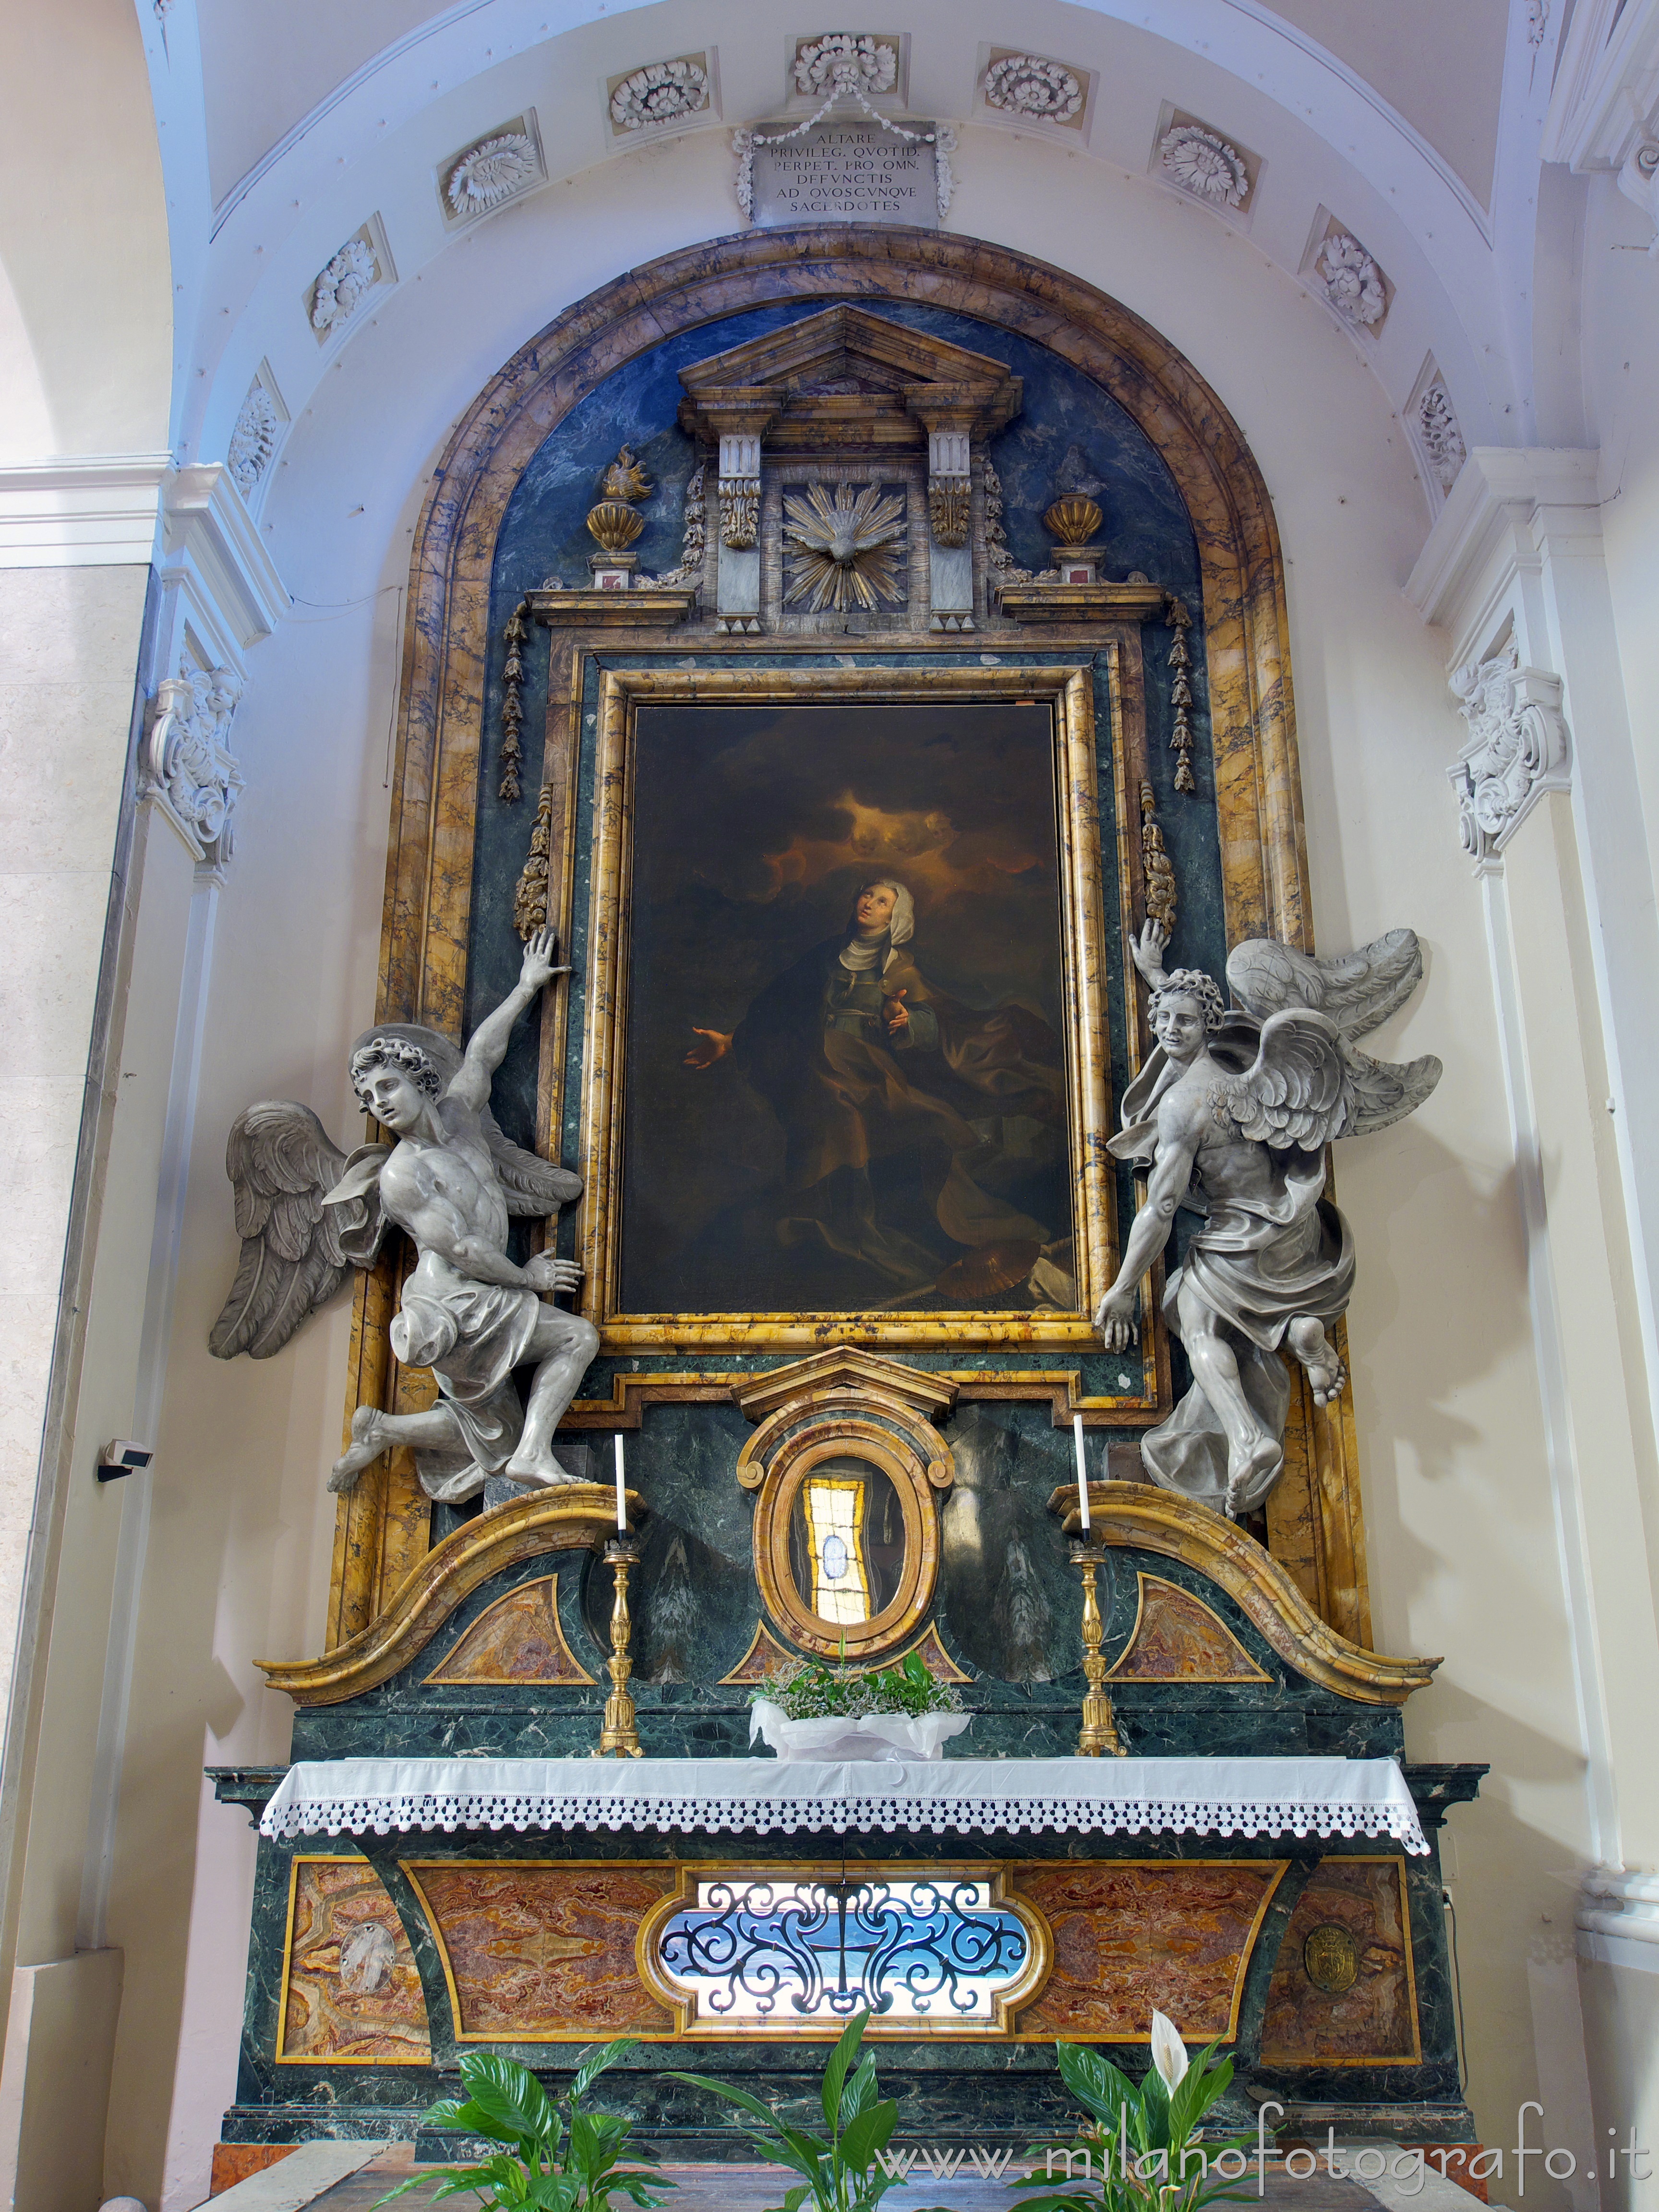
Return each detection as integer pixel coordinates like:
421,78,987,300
407,1861,677,2039
1012,1860,1285,2040
426,1577,595,1684
1107,1575,1269,1682
1260,1857,1419,2065
278,1858,430,2063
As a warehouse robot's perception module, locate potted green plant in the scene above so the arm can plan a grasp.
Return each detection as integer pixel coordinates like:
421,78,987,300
661,2007,900,2212
1011,2013,1250,2212
749,1649,971,1762
375,2039,673,2212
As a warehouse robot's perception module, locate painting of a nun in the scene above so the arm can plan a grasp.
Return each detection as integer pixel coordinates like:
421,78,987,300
615,700,1079,1317
684,874,1066,1302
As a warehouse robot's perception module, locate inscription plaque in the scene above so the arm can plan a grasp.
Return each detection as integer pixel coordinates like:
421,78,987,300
749,120,940,228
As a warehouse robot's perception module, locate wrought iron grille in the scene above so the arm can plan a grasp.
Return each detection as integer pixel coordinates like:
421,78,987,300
653,1874,1029,2026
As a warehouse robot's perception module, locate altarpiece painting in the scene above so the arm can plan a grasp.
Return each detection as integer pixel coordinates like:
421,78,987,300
591,678,1121,1343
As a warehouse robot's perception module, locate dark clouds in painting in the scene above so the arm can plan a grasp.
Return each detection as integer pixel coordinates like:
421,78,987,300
618,703,1073,1315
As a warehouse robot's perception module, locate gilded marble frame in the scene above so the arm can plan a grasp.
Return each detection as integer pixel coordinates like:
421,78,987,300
333,225,1373,1657
577,660,1122,1353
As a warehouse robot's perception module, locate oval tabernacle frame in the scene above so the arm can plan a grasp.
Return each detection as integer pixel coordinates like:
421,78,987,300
734,1351,957,1661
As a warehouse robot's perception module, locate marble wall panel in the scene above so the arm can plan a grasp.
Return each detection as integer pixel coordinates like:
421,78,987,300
405,1861,677,2039
277,1859,430,2064
1107,1573,1270,1683
425,1577,595,1685
337,227,1362,1658
1259,1856,1419,2065
1011,1859,1285,2040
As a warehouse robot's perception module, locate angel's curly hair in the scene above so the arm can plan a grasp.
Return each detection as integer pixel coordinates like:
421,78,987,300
1151,967,1226,1034
349,1035,444,1106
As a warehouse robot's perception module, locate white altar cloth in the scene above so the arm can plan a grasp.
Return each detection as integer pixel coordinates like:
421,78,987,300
259,1755,1427,1852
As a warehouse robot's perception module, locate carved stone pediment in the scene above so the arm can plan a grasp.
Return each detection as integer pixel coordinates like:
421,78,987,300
677,302,1022,450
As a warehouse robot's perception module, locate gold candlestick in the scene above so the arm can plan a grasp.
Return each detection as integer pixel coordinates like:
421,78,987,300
594,1538,643,1758
1071,1541,1124,1757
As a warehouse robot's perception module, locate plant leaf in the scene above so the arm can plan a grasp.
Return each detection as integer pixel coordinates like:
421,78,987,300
836,2099,897,2174
1168,2042,1233,2148
841,2058,879,2124
575,2038,641,2104
1055,2041,1136,2136
821,2008,869,2133
459,2051,557,2150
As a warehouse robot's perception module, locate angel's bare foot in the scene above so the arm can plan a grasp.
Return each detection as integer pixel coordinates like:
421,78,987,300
1287,1316,1346,1406
1224,1435,1281,1518
501,1447,580,1486
329,1406,389,1493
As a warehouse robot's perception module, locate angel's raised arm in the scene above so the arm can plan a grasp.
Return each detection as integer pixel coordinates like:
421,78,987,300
1129,916,1172,992
449,926,569,1113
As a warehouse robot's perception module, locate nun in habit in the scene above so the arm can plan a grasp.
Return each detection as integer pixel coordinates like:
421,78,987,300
685,877,1065,1299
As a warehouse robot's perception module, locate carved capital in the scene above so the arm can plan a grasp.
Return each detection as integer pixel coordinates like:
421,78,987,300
144,662,246,864
1447,641,1572,868
927,476,970,547
719,478,760,550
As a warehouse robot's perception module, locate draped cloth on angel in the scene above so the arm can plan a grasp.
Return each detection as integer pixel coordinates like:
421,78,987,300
728,932,1066,1295
1112,1038,1356,1515
388,1256,544,1502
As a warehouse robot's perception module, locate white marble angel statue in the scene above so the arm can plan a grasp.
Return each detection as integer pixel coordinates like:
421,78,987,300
1094,918,1441,1518
209,928,600,1503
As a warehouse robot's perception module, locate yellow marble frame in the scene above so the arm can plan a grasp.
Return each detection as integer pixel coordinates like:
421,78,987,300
578,660,1120,1352
331,225,1372,1655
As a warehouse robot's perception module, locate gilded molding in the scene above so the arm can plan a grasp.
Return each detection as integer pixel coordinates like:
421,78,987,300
575,659,1124,1354
1049,1483,1435,1704
351,225,1326,1644
267,1485,638,1706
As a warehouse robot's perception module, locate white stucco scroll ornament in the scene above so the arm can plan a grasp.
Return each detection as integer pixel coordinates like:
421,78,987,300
227,383,281,499
1159,123,1248,207
983,54,1084,124
1415,380,1467,493
1314,230,1387,329
144,665,245,863
1447,639,1573,869
610,58,710,132
310,237,379,336
445,132,539,214
793,33,898,100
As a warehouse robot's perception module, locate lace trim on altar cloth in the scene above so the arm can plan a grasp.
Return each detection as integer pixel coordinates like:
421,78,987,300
259,1757,1429,1853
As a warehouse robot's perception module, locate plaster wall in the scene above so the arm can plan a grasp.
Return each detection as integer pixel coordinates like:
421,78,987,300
1579,172,1659,1078
88,127,1610,2209
0,0,171,462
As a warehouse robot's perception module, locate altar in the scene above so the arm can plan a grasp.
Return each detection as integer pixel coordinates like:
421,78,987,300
211,1470,1481,2161
205,229,1485,2176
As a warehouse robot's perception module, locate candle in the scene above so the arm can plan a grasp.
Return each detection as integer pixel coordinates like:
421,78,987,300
1073,1414,1090,1534
614,1433,626,1533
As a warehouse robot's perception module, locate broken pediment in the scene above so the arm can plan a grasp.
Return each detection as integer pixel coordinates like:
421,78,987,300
677,303,1022,451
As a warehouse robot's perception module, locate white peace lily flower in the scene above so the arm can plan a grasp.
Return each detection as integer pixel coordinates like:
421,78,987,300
1150,2009,1190,2092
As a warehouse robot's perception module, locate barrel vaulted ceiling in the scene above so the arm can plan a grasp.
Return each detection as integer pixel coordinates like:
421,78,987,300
132,0,1610,530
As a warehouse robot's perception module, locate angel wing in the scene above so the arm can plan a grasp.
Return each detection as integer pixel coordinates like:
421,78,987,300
1213,1009,1353,1151
1215,1008,1443,1150
1226,927,1425,1039
482,1112,583,1216
1338,1039,1443,1136
210,1102,372,1359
